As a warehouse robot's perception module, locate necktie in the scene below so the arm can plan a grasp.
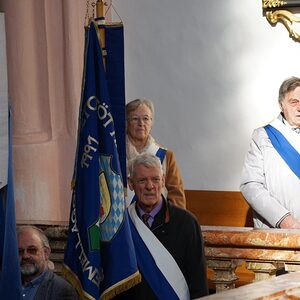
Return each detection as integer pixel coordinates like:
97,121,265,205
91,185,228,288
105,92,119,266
292,127,300,134
142,213,151,228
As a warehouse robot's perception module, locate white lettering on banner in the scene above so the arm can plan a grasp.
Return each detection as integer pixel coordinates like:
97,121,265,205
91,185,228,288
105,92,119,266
81,95,117,151
98,102,117,146
87,96,99,111
80,135,99,168
70,200,101,287
98,102,113,127
71,208,78,233
81,96,99,129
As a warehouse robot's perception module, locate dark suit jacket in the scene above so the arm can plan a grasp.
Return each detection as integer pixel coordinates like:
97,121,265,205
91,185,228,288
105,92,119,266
115,198,208,299
34,269,78,300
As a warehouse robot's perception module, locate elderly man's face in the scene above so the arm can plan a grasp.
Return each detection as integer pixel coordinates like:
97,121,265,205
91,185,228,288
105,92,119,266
18,229,50,283
281,86,300,127
129,164,165,212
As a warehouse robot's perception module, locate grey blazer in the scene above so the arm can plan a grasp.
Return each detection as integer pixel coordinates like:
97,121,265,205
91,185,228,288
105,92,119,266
34,269,78,300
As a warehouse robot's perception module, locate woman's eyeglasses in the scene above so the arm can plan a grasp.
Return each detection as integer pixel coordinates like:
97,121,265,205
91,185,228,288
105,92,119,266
127,115,152,124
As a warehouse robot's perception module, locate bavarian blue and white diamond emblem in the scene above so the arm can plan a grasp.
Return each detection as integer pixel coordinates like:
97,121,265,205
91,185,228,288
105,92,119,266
98,155,125,242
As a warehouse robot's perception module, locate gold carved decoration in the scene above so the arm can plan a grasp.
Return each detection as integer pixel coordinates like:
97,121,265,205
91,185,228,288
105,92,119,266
263,0,300,42
263,1,287,9
266,10,300,42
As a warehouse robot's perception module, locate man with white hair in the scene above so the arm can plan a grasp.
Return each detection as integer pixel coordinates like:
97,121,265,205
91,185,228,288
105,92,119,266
119,153,208,299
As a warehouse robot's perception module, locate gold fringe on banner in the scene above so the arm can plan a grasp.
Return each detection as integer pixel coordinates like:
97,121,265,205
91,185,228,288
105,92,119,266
62,264,96,300
62,264,141,300
100,271,142,300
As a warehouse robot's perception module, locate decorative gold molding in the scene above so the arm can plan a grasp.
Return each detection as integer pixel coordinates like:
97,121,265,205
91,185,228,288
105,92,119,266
263,0,300,42
263,1,287,9
266,10,300,42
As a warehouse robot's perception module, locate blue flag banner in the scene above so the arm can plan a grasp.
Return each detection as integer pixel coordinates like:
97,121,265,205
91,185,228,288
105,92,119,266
0,108,22,299
105,24,127,188
63,22,141,300
265,124,300,179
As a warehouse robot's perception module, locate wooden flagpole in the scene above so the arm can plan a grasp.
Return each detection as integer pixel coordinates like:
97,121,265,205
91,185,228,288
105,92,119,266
96,0,106,67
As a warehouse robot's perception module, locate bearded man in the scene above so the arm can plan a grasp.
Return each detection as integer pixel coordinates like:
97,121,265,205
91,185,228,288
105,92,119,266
17,225,78,300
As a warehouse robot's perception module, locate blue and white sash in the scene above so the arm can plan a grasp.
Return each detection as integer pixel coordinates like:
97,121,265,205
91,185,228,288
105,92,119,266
147,142,167,163
264,118,300,179
128,204,190,300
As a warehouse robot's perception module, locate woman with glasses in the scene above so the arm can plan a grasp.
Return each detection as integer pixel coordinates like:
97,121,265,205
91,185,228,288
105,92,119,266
126,98,186,208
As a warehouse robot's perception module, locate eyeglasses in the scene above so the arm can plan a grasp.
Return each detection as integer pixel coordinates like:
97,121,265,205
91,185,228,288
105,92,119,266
127,115,152,124
18,246,40,255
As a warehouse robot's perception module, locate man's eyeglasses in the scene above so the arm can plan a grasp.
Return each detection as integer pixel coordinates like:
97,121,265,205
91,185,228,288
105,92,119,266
127,115,152,124
18,246,40,255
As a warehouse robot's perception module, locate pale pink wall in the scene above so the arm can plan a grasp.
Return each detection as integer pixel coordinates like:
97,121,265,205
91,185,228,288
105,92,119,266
0,0,100,224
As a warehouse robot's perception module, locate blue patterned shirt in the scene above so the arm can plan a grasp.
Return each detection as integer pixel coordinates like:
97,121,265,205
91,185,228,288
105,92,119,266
22,269,47,300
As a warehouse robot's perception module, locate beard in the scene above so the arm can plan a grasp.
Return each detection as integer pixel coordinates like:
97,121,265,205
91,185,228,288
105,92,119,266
20,260,39,277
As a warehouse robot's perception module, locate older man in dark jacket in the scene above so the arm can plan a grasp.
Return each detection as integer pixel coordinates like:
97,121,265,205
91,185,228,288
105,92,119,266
116,153,208,299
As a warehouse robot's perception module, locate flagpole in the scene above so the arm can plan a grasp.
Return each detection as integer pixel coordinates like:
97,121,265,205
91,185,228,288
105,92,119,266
96,0,105,21
96,0,106,67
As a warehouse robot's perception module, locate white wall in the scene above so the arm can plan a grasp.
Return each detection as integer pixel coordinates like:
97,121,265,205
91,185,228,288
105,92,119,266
113,0,300,191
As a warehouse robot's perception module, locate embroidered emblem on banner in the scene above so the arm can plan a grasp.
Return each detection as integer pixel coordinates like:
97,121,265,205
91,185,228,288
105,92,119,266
88,155,125,250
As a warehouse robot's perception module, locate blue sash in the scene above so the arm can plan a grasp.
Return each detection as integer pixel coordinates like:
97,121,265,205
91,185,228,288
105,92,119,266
264,124,300,179
128,217,180,299
156,147,167,163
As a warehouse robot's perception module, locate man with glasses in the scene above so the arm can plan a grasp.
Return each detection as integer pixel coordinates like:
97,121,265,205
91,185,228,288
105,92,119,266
17,225,78,300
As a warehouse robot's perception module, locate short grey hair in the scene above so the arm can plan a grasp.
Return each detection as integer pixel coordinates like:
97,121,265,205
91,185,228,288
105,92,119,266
17,225,50,249
129,153,163,178
126,98,155,120
278,76,300,103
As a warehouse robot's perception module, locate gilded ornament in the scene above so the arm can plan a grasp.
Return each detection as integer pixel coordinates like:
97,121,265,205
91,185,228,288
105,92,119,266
263,0,286,8
266,10,300,42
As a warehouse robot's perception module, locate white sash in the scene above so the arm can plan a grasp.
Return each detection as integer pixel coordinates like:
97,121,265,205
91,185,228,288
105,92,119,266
128,203,190,300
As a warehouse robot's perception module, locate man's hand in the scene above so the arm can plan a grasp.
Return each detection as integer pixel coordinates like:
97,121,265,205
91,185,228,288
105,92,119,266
280,215,300,229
